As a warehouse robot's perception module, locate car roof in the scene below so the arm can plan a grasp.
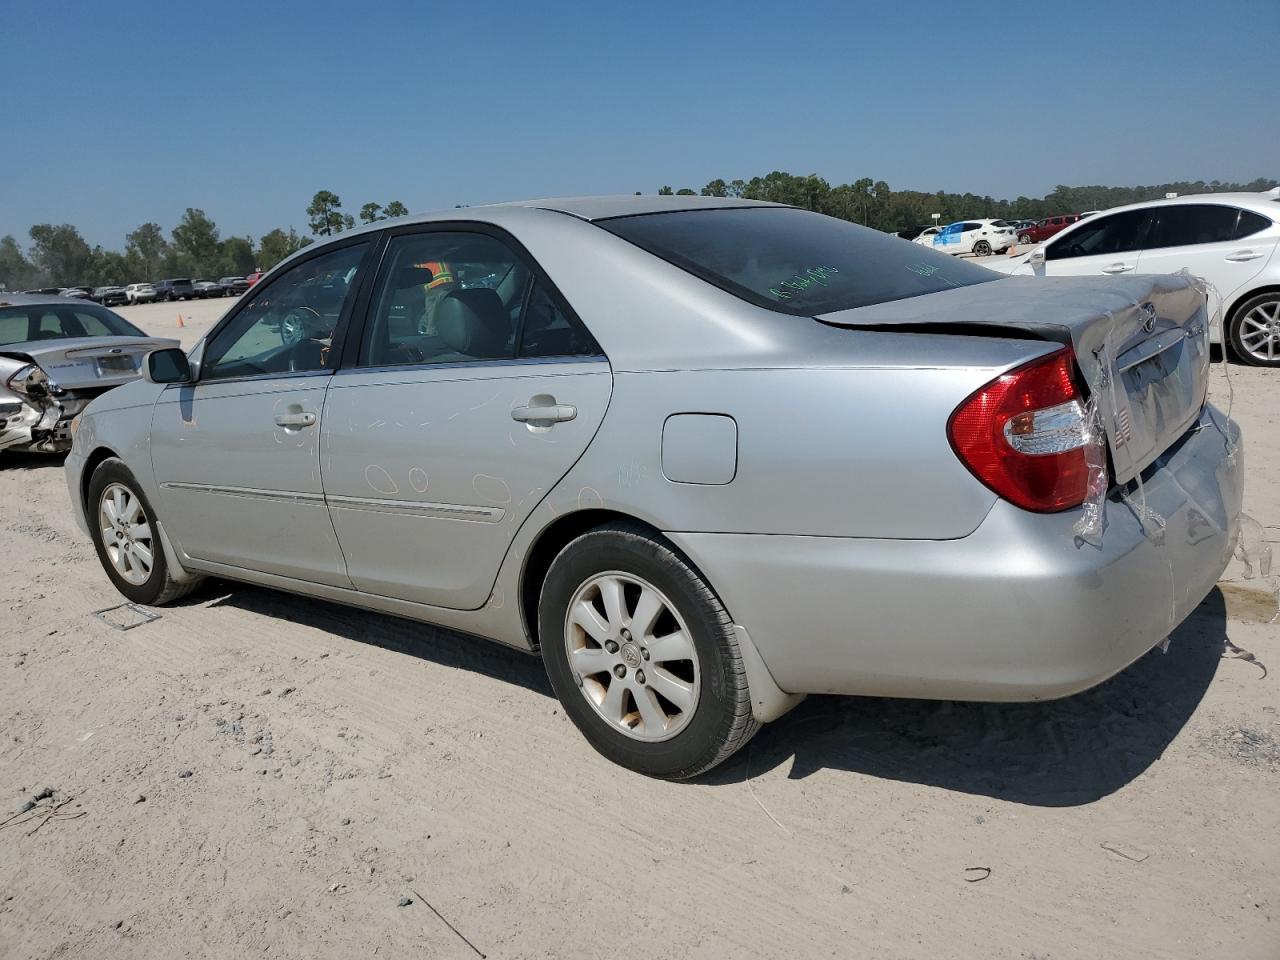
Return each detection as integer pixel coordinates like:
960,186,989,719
483,194,785,221
0,293,102,308
1084,190,1280,217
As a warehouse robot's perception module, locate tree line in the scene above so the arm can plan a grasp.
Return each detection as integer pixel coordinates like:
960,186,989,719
3,176,1275,291
662,173,1278,232
0,189,407,291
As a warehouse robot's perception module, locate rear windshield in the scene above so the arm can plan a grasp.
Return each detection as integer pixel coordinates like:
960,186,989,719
0,303,145,346
598,207,998,316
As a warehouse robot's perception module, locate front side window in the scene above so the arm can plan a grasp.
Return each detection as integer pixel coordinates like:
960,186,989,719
360,231,599,367
599,207,997,316
1147,205,1242,249
202,243,367,380
1045,209,1152,261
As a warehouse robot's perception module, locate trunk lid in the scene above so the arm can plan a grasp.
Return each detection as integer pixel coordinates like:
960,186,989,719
0,336,180,390
818,274,1211,485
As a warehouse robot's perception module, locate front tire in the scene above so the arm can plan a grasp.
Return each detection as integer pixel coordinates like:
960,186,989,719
538,522,759,779
87,458,202,605
1227,292,1280,367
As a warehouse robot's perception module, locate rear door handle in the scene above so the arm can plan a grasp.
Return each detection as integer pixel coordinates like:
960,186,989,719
512,402,576,424
1101,263,1134,274
274,412,317,428
1225,250,1263,262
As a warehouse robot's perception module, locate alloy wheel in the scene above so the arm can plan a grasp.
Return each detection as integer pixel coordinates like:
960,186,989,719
1237,300,1280,364
98,482,155,585
563,572,700,742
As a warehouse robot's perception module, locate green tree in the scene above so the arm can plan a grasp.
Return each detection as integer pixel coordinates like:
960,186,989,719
219,236,256,276
0,235,41,290
359,202,384,224
675,187,696,196
701,179,728,197
383,200,409,218
307,190,353,236
125,222,169,280
171,208,221,277
29,224,93,285
657,186,674,196
258,227,311,271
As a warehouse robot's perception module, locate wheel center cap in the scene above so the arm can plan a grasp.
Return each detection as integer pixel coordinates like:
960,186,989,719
620,641,643,669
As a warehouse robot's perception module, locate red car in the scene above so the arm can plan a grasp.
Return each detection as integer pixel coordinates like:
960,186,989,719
1018,214,1081,245
245,271,265,287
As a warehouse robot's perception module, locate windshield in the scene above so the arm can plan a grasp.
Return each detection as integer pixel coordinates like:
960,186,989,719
599,207,998,316
0,303,145,346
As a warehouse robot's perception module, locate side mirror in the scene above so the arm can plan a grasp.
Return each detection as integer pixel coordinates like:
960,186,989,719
1028,246,1046,265
144,348,192,384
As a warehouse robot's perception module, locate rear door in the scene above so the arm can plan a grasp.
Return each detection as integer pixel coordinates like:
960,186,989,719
150,240,373,586
1136,204,1279,315
321,226,612,610
1036,208,1153,278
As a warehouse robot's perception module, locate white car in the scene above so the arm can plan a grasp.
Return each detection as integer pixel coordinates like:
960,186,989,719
915,219,1016,257
125,283,156,304
986,189,1280,366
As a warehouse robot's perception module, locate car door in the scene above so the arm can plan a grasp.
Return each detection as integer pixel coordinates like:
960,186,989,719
321,226,613,610
1034,208,1153,277
150,240,373,586
1136,204,1279,310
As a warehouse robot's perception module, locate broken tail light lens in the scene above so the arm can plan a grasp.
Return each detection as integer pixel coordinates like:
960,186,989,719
947,348,1097,512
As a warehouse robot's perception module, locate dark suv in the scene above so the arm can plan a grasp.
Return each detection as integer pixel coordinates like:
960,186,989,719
218,276,251,297
153,278,196,302
1018,215,1080,245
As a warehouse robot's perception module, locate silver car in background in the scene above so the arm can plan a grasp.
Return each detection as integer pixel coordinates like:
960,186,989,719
63,197,1242,778
1,294,178,453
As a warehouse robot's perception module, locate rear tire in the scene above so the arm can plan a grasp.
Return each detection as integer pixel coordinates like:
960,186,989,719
538,522,759,779
973,240,992,257
87,458,203,605
1227,292,1280,367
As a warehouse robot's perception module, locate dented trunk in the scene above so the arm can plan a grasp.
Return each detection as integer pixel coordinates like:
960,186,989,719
818,272,1211,485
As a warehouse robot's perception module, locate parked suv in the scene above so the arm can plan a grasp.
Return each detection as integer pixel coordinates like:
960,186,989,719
1018,215,1080,245
218,276,251,297
125,283,157,304
988,190,1280,366
153,278,195,302
920,219,1017,256
91,285,129,306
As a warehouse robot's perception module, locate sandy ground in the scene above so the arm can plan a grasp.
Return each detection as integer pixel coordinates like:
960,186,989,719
1,296,1278,960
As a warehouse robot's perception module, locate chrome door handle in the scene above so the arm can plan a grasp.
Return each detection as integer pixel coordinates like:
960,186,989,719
274,411,317,427
512,402,576,424
1225,250,1262,262
1101,263,1134,274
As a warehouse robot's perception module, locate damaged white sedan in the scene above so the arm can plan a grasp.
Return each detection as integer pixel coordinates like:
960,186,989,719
0,295,178,454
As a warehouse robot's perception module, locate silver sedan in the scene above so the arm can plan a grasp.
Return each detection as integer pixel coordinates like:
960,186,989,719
63,196,1243,778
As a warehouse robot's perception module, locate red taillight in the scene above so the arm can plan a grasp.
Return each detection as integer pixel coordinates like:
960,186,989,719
947,348,1097,513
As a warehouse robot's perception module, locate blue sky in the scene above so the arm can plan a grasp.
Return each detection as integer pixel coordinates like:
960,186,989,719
2,0,1276,248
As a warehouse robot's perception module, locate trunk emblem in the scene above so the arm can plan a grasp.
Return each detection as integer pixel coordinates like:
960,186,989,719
1140,303,1157,333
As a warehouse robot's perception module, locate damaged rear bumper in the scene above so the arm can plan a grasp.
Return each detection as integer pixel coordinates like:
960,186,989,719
0,392,90,453
667,405,1243,702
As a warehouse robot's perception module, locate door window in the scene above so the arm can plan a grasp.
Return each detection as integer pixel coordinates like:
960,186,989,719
1147,205,1243,249
202,244,368,381
360,231,599,367
1235,209,1271,239
1045,209,1152,261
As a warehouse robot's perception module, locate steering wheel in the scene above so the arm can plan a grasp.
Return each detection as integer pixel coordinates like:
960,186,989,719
280,306,321,345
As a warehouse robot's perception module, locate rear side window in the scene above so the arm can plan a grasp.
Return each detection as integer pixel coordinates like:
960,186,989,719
598,207,997,316
1235,209,1272,240
359,231,600,367
1148,205,1243,249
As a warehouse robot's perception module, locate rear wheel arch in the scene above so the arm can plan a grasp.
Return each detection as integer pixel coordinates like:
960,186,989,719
1225,285,1280,363
1226,283,1280,327
519,509,725,651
